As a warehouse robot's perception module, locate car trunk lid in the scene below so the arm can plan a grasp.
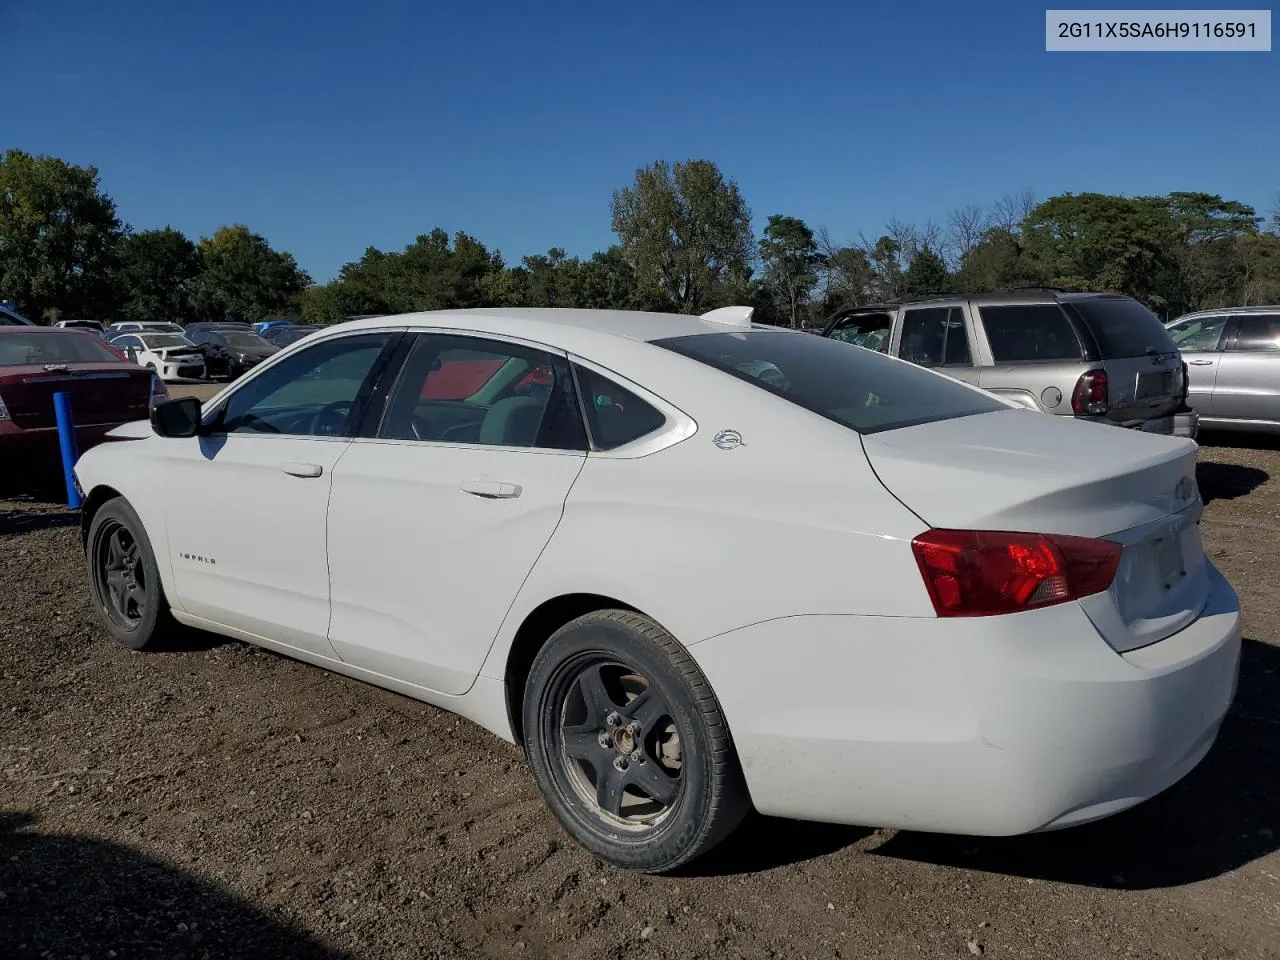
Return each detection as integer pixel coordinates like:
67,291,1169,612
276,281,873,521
2,364,152,428
863,408,1205,652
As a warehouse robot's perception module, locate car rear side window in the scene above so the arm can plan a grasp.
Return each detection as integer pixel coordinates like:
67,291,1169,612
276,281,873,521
978,304,1084,362
898,307,971,366
1229,314,1280,352
654,330,1006,435
572,364,667,450
1068,297,1177,358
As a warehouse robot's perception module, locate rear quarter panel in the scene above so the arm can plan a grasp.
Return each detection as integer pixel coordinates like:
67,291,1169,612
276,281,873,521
478,366,935,681
977,361,1086,416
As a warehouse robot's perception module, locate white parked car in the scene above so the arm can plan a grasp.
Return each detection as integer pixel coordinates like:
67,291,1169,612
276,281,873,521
108,332,206,381
73,306,1241,872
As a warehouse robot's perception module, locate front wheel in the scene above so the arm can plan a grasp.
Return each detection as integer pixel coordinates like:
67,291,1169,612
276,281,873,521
522,610,749,872
86,498,174,651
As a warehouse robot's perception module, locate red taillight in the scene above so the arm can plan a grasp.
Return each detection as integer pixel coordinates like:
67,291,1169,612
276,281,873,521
1071,369,1108,415
911,529,1121,617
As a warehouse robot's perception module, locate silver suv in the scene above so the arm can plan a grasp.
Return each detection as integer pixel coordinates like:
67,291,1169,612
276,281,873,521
821,290,1197,438
1167,305,1280,434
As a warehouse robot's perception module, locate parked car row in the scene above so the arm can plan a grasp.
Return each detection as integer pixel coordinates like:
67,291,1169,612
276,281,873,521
71,302,1241,874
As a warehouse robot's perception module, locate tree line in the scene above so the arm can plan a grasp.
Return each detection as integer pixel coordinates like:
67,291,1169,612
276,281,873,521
2,148,1277,330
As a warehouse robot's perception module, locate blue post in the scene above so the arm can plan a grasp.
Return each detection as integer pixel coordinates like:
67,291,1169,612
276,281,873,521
52,391,82,509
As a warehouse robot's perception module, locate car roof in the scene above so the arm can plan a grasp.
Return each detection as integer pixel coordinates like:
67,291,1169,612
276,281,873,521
0,324,91,334
332,306,784,348
833,290,1134,312
1172,304,1280,321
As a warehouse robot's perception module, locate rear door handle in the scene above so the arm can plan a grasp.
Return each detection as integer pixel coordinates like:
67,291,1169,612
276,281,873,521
281,461,323,478
1188,359,1214,366
461,479,522,499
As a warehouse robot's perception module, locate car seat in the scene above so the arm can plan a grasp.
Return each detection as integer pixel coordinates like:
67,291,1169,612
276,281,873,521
478,396,546,447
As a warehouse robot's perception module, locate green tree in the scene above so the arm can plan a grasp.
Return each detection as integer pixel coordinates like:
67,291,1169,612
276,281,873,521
902,244,951,296
0,149,123,322
1021,193,1176,309
112,227,204,323
192,225,311,322
759,215,822,326
955,227,1043,292
610,159,754,313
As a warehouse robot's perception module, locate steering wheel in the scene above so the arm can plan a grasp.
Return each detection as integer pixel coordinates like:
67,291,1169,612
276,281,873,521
309,400,353,437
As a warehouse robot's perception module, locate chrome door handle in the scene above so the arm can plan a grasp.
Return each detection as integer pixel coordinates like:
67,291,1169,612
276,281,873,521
1188,359,1214,366
281,461,323,478
461,479,522,499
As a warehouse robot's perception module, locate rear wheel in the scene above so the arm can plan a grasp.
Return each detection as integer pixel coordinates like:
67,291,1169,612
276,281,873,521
86,498,174,651
522,610,749,872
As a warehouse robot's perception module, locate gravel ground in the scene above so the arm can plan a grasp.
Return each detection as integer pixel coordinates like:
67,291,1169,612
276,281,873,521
2,433,1279,960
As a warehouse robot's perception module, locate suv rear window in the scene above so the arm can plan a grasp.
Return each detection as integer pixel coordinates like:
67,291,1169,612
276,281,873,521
978,304,1084,362
653,330,1006,435
1068,297,1177,358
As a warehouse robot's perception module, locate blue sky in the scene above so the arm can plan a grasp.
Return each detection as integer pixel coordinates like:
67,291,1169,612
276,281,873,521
4,0,1277,282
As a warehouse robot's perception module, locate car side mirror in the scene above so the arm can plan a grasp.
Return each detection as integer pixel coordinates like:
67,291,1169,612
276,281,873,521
150,396,202,438
126,346,139,362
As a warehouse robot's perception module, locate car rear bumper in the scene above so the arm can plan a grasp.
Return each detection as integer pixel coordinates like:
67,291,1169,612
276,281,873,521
689,562,1241,835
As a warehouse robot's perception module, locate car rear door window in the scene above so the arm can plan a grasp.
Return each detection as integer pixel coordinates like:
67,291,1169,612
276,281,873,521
898,307,971,367
1168,315,1228,352
572,364,668,450
377,333,586,450
978,304,1084,362
1229,314,1280,352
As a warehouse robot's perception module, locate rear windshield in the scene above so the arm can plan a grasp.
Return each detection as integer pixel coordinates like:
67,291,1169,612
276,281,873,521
1069,297,1177,358
978,304,1084,362
653,330,1007,435
142,334,194,348
0,332,121,365
222,332,272,348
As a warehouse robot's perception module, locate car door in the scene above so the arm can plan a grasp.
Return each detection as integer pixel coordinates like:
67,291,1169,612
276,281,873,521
325,330,589,695
162,329,401,655
895,305,978,386
1212,312,1280,426
1167,314,1228,417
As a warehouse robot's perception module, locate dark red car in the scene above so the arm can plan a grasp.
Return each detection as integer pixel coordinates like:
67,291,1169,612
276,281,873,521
0,327,166,469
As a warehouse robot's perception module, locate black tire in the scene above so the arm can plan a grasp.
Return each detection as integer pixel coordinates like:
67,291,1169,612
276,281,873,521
86,497,174,651
522,610,750,873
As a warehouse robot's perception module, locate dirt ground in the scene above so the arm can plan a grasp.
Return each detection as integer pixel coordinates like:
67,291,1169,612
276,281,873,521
2,434,1279,960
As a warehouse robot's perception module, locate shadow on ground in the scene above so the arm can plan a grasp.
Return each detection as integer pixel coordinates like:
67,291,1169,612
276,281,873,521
1198,430,1280,452
0,504,78,536
1196,461,1268,505
688,638,1278,888
0,812,350,960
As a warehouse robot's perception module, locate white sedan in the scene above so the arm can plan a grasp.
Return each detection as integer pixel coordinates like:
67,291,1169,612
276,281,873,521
72,306,1241,872
108,332,207,381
